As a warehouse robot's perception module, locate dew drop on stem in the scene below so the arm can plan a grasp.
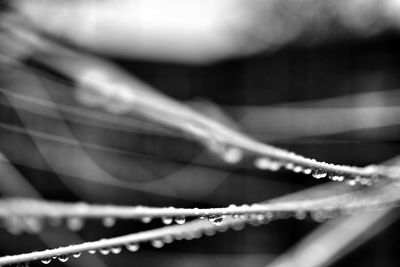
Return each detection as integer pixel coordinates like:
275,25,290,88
161,216,173,225
141,217,152,224
293,165,303,173
222,147,243,164
303,168,312,175
72,252,81,258
151,239,164,248
346,179,357,186
312,169,327,179
330,174,345,181
99,248,110,255
102,217,115,228
88,250,96,254
40,258,51,264
174,216,186,224
58,255,69,262
295,210,307,220
66,217,84,231
254,158,281,171
126,243,140,252
208,215,224,225
111,246,122,254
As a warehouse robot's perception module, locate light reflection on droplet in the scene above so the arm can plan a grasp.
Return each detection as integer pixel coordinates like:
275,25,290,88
102,217,115,228
58,255,69,262
312,169,327,179
222,147,243,164
174,216,186,225
66,217,84,231
207,215,224,225
141,217,152,224
126,243,139,252
161,216,173,225
41,258,51,264
99,248,110,255
111,246,122,254
151,239,164,248
72,252,81,258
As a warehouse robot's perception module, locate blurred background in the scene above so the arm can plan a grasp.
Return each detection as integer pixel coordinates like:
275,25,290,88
1,0,400,266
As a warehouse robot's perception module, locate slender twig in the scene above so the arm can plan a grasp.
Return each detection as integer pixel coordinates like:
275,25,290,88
1,19,392,183
1,180,399,220
1,180,399,266
0,218,237,266
264,156,400,267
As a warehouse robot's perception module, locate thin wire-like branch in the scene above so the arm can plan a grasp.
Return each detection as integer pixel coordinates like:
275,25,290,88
2,169,400,266
1,180,399,266
0,217,231,265
1,179,399,220
2,18,392,183
264,156,400,267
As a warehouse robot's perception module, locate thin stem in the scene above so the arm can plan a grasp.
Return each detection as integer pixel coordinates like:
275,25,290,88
3,19,394,182
1,177,399,266
0,187,397,220
0,218,232,265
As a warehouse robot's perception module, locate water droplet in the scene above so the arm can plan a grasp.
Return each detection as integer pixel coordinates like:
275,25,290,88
222,147,243,164
312,169,327,179
265,211,274,219
66,217,84,231
102,217,115,228
285,162,295,170
346,179,357,186
126,243,139,252
151,239,164,248
161,216,173,225
24,216,43,233
354,176,363,183
330,174,345,181
249,219,263,227
48,217,62,227
311,210,328,223
303,168,312,175
174,216,186,225
141,217,152,224
41,258,51,264
252,214,265,222
58,255,69,262
204,229,216,236
293,165,303,173
232,223,246,231
254,158,281,171
72,252,81,258
217,225,229,232
294,210,307,220
88,250,96,254
110,246,122,254
361,178,372,186
208,215,224,225
163,235,174,244
99,248,110,255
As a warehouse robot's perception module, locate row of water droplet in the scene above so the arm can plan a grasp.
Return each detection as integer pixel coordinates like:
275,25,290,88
253,157,378,186
215,145,378,186
2,198,372,237
0,213,226,236
18,207,367,266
